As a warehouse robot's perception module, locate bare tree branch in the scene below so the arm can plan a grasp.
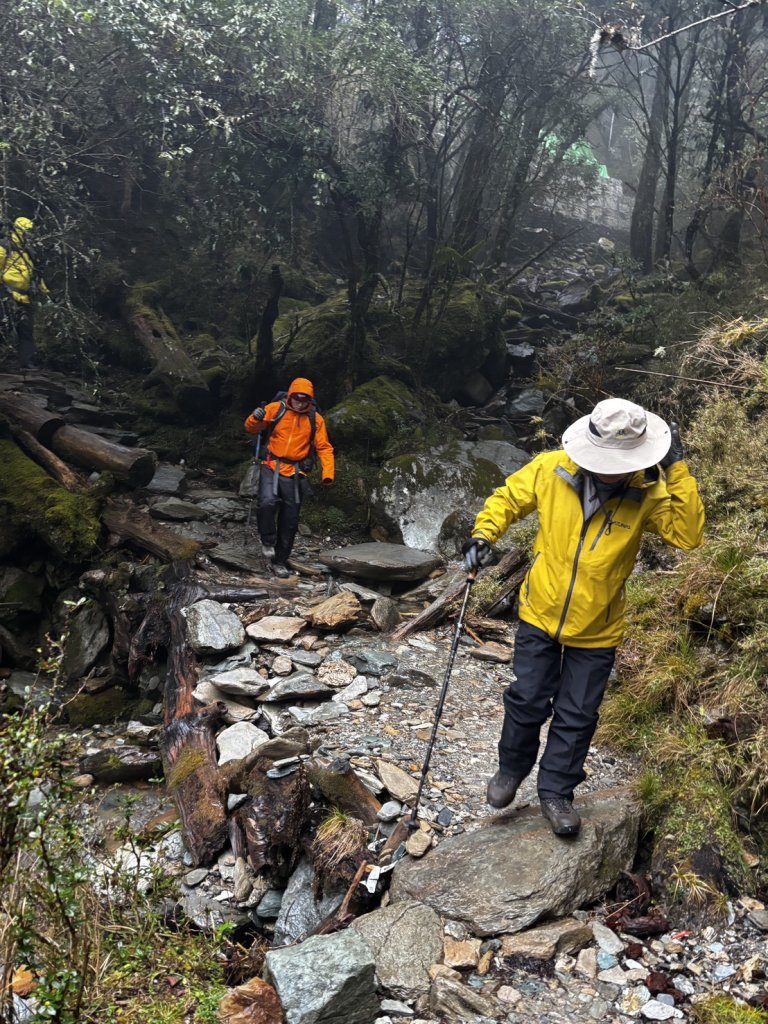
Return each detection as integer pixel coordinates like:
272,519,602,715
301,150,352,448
631,0,763,52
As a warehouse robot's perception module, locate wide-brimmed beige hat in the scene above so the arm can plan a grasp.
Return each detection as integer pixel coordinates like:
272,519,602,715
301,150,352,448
562,398,671,474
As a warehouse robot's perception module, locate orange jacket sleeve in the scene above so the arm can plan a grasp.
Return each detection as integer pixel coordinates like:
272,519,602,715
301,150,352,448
244,400,282,434
315,414,335,482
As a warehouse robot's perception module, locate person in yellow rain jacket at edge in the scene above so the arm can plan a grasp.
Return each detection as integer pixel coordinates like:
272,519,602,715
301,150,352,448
461,398,704,836
244,377,334,578
0,217,49,369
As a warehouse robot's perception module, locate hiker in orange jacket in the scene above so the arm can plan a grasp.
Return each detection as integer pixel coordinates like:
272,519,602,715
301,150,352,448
244,377,334,577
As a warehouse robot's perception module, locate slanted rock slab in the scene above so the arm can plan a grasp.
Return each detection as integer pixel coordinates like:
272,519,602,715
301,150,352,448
500,917,593,959
266,929,378,1024
305,591,362,630
246,616,306,642
184,599,245,654
206,667,271,698
389,787,641,935
351,900,443,999
319,542,442,582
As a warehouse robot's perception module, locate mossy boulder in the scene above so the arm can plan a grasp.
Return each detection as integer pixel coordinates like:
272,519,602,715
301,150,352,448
65,687,139,726
0,567,45,622
324,376,427,457
302,454,373,537
274,293,351,406
410,282,506,400
0,441,101,561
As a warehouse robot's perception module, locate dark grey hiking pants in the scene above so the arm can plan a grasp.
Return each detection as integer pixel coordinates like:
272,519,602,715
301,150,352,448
257,470,307,564
498,620,616,800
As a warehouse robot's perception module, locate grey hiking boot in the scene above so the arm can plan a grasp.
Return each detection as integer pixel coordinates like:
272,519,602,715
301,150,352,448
271,562,290,579
540,797,581,836
261,542,276,559
486,770,523,809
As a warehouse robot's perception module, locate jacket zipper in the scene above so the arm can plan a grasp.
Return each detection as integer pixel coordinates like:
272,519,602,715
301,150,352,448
553,479,633,643
524,552,540,603
554,517,591,644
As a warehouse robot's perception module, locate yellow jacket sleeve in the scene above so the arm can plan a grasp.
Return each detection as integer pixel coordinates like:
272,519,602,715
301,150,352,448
645,461,705,550
472,455,541,544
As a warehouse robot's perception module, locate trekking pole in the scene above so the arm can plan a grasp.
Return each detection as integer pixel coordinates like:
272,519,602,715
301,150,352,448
243,433,262,544
407,568,477,832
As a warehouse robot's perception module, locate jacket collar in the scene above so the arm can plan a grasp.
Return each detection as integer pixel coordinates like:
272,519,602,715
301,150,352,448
554,454,646,503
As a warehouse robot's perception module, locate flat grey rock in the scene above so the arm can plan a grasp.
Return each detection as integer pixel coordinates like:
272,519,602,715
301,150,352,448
319,543,441,582
389,786,640,936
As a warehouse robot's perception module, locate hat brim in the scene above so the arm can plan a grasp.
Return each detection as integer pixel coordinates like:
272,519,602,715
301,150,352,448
562,410,671,474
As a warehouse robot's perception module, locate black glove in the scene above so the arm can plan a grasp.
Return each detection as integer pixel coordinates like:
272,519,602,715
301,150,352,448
461,537,492,571
660,421,685,470
251,407,266,421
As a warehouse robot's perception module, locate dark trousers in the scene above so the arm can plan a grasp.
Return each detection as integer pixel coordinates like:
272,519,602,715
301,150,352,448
498,620,615,800
0,298,36,367
257,469,306,564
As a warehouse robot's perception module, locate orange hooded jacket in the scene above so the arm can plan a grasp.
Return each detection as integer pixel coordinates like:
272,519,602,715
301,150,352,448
244,378,335,481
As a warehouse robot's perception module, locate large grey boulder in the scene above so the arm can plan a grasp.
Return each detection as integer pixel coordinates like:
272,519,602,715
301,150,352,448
351,901,443,999
265,929,379,1024
370,439,528,555
319,542,441,582
389,787,640,935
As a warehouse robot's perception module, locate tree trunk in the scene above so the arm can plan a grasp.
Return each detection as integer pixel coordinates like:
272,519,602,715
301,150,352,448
160,573,229,866
254,264,283,395
10,426,87,492
391,547,528,641
630,54,669,272
126,288,212,416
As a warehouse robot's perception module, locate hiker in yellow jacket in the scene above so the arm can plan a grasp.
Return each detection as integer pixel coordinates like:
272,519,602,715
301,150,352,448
462,398,704,836
0,217,48,368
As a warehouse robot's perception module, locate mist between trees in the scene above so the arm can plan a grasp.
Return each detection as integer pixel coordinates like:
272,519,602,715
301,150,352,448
2,0,767,360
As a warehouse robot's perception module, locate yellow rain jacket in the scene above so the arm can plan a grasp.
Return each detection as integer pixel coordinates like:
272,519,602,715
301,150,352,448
472,450,704,648
0,217,48,304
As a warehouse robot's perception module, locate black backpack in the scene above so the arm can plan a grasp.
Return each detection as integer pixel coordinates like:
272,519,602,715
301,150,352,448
260,391,318,472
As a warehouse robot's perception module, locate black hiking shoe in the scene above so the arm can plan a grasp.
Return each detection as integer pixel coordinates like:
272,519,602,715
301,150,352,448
540,797,581,836
271,562,291,578
486,770,523,809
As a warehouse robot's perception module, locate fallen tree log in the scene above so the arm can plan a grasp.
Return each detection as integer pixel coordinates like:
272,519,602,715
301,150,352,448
127,284,212,416
10,426,88,492
103,499,207,562
390,546,528,641
105,497,211,561
50,424,157,487
0,392,66,444
156,566,230,866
